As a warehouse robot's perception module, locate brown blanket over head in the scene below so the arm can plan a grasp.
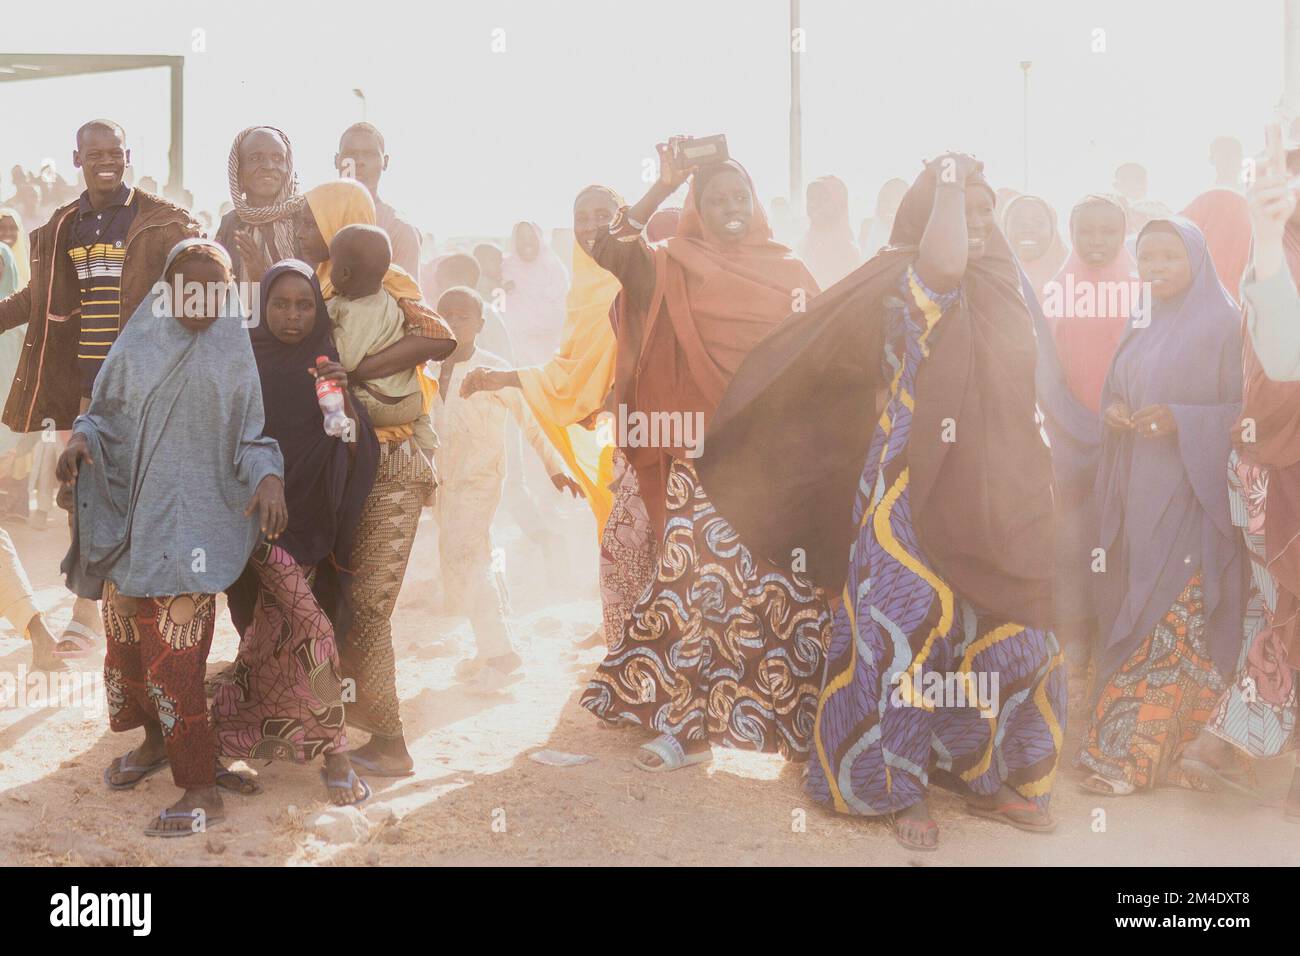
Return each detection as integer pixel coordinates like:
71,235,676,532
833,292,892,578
1237,223,1300,663
697,166,1055,629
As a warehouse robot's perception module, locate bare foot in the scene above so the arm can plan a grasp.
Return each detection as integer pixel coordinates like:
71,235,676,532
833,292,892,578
27,616,67,672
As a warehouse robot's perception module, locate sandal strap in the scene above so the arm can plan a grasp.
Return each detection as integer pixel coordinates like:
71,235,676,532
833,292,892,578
640,734,687,768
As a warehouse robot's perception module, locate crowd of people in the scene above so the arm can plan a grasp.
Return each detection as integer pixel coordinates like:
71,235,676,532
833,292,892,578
0,113,1294,851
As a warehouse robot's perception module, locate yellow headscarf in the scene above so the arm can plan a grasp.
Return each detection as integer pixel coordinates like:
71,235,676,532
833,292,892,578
0,208,31,289
304,179,433,441
304,180,422,302
517,238,621,535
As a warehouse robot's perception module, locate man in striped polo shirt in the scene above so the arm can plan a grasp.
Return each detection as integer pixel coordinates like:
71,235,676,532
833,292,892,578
67,175,136,397
0,119,198,657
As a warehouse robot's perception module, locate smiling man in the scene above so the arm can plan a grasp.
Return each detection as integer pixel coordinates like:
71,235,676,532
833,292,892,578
335,123,421,278
0,120,197,420
0,118,198,656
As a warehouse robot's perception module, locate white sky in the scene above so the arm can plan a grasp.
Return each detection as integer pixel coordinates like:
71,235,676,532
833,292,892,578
0,0,1287,239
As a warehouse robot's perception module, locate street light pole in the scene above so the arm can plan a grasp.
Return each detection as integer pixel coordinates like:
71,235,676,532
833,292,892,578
1020,60,1032,191
1284,0,1300,128
790,0,803,214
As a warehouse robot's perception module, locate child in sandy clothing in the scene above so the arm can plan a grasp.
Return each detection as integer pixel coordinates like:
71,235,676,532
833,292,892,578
325,225,437,451
434,285,584,692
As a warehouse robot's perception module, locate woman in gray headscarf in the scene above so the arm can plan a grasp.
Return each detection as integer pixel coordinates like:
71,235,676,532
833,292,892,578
59,238,286,837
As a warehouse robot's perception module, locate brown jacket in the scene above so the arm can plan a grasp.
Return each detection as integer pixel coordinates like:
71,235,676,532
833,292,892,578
0,191,199,431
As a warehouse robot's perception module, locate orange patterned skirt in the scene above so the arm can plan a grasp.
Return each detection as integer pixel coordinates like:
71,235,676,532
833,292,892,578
1078,573,1226,789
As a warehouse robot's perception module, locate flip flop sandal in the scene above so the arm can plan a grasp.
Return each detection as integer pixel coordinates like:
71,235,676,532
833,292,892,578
1078,773,1135,797
1179,756,1262,800
54,620,101,660
347,751,416,779
966,799,1058,833
215,767,264,796
144,808,223,839
890,813,940,851
103,753,170,791
320,766,372,806
633,734,712,773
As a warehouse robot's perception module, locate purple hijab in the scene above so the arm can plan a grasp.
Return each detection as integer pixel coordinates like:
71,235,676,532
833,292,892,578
1094,217,1245,680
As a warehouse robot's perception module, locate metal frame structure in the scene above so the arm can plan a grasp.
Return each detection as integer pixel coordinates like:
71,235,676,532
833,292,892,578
0,53,184,192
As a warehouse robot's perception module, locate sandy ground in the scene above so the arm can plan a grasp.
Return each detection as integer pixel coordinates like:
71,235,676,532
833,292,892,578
1,503,1298,868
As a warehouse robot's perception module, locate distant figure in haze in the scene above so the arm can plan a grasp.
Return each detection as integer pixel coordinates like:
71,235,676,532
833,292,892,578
1113,162,1148,205
473,242,505,301
1210,135,1244,191
335,122,421,278
857,177,907,256
799,175,861,289
501,221,569,365
768,196,799,245
1182,187,1252,301
1127,199,1173,243
550,226,575,274
434,252,513,362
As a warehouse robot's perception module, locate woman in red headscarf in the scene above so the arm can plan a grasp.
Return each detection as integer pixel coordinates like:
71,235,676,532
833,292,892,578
579,138,830,773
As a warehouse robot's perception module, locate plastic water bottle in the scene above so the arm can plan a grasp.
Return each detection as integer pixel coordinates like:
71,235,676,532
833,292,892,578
315,356,349,438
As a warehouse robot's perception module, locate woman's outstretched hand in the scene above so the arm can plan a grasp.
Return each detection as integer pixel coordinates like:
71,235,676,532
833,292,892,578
460,367,516,398
551,474,586,498
246,474,288,540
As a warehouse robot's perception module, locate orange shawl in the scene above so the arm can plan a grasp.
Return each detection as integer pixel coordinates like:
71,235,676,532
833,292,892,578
623,162,820,532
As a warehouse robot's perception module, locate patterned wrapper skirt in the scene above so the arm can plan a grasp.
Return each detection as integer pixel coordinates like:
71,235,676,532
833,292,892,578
339,438,433,739
808,265,1066,817
581,458,831,759
1206,453,1296,758
1078,572,1225,789
103,584,218,789
212,544,348,763
598,449,658,648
